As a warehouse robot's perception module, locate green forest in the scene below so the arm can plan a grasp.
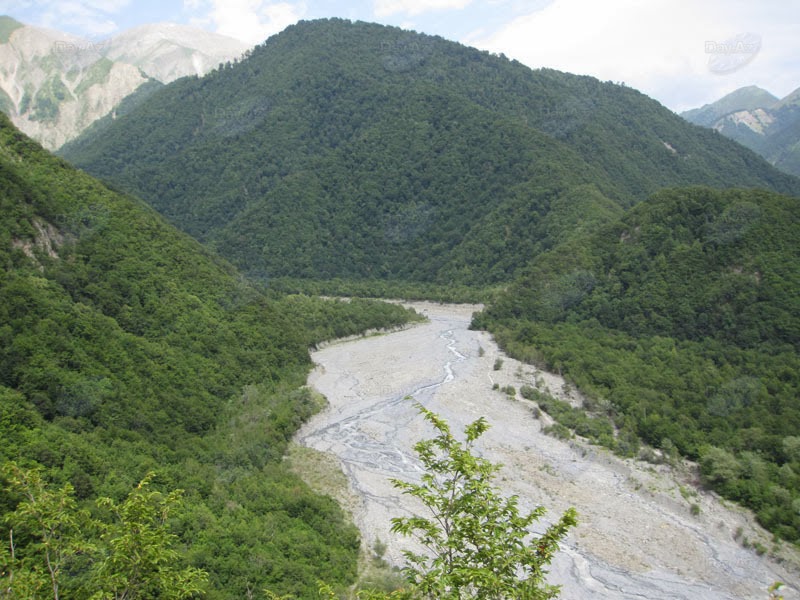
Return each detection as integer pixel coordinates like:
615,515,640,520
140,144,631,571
0,112,421,598
475,186,800,542
61,19,800,288
3,14,800,597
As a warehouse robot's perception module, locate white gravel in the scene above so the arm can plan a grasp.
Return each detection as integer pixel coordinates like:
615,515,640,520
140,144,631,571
296,302,800,599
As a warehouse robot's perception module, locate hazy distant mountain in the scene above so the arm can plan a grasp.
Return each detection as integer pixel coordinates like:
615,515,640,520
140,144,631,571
682,85,800,177
63,18,800,288
0,16,149,149
681,86,778,127
0,15,248,149
103,22,250,84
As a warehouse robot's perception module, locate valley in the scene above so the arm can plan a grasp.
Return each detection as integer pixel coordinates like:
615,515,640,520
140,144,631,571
298,302,800,599
2,13,800,598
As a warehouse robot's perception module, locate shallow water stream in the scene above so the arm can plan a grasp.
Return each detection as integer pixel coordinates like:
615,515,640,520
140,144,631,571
297,302,799,599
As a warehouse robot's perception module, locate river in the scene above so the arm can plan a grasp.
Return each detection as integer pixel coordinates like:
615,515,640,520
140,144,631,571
296,302,799,599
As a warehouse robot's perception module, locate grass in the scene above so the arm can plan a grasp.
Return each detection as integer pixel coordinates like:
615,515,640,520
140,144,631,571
286,442,409,597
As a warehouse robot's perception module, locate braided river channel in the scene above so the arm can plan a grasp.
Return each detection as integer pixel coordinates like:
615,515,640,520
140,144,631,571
296,302,799,599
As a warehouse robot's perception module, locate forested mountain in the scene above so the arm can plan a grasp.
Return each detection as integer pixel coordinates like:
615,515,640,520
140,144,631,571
61,18,800,288
682,85,800,178
474,186,800,542
0,112,420,598
50,16,800,548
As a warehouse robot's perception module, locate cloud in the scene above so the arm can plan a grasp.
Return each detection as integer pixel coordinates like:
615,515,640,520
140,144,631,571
469,0,800,111
6,0,130,37
374,0,472,18
188,0,305,45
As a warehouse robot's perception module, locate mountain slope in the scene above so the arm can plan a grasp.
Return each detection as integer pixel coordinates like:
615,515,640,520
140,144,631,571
484,186,800,348
0,16,150,149
476,185,800,542
103,22,249,83
0,16,248,149
61,18,800,288
683,85,800,178
681,85,779,127
0,112,419,598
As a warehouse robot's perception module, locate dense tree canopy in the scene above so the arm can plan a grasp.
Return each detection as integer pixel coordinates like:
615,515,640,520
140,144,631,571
61,19,800,288
5,14,800,589
0,112,421,598
476,186,800,542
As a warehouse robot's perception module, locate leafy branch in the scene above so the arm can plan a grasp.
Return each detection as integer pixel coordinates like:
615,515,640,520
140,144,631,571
390,403,577,600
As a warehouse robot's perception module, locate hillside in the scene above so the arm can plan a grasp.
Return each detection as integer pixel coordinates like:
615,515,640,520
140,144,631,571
682,85,800,178
475,186,800,543
0,15,248,150
681,85,779,127
0,112,420,598
61,18,800,289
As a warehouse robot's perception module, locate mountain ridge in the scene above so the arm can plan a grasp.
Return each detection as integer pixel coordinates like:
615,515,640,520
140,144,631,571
681,85,780,126
682,85,800,178
103,22,250,83
476,184,800,542
0,15,249,149
61,18,800,289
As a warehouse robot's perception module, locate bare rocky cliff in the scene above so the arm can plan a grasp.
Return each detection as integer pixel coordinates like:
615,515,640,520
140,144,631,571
0,16,249,150
104,23,250,84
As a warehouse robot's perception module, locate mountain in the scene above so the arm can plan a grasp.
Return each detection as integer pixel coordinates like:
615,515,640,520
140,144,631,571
475,185,800,542
0,15,248,149
61,18,800,291
682,85,800,178
0,112,418,597
0,15,149,149
102,22,250,84
681,85,779,127
483,186,800,348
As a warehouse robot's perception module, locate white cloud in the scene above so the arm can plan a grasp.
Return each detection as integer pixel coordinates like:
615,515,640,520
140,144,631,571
374,0,472,18
470,0,800,111
11,0,130,37
79,0,129,10
188,0,305,45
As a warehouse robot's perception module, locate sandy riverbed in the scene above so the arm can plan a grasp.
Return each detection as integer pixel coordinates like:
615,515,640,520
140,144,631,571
296,302,799,599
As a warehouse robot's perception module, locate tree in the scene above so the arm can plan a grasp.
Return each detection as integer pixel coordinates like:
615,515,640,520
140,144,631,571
769,582,784,600
390,404,577,600
1,462,93,600
699,446,742,486
90,472,208,600
1,465,207,600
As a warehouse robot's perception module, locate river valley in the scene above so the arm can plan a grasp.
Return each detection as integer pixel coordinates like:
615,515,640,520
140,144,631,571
296,302,800,599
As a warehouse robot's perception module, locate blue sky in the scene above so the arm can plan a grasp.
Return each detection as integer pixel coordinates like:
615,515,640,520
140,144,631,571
2,0,798,112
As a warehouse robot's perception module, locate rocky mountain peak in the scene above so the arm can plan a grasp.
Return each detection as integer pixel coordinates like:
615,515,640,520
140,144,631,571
104,22,248,83
0,16,250,150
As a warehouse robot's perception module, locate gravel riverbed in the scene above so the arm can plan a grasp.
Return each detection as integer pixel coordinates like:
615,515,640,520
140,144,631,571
296,302,799,599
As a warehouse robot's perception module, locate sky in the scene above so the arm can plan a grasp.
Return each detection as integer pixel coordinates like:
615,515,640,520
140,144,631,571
2,0,798,112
